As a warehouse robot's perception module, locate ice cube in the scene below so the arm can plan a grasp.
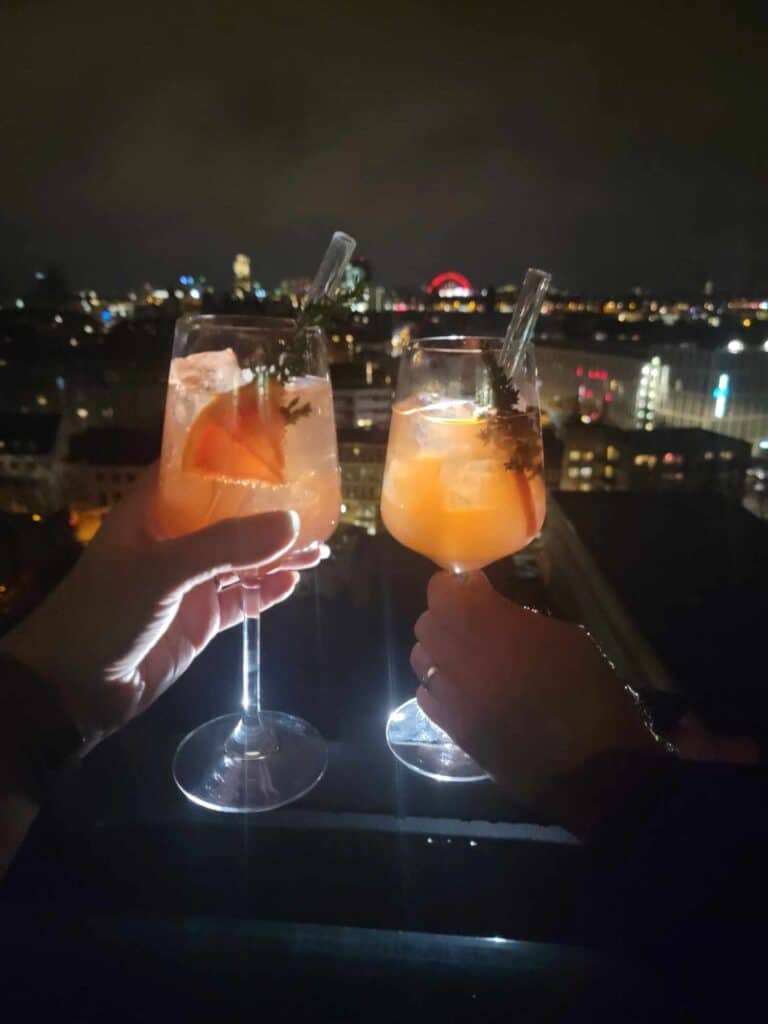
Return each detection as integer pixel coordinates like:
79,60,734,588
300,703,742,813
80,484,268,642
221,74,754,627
382,457,408,502
170,348,241,392
440,459,498,509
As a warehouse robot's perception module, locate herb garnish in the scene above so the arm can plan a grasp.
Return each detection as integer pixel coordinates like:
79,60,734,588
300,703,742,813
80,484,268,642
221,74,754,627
280,396,312,425
479,347,543,478
269,280,366,422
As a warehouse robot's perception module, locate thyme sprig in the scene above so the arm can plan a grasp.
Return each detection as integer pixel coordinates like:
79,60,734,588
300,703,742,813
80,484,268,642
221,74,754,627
280,396,312,425
479,346,543,478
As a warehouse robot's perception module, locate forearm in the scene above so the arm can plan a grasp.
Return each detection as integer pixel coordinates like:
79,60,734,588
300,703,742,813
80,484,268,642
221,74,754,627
0,648,84,876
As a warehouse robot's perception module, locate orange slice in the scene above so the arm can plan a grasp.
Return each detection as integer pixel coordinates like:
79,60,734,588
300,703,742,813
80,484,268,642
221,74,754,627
182,378,287,485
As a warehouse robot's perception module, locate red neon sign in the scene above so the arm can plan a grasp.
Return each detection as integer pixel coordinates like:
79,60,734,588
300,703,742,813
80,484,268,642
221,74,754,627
427,271,473,294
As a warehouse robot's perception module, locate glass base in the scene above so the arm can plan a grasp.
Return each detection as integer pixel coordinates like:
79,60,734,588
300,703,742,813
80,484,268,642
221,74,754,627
386,698,489,782
173,711,328,813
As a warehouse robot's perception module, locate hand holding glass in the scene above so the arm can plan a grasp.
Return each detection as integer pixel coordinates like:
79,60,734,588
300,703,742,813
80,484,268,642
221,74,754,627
155,315,340,811
381,337,546,781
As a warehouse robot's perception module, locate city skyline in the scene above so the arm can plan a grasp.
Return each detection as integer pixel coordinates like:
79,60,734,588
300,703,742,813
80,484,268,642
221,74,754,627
1,1,766,296
4,257,768,304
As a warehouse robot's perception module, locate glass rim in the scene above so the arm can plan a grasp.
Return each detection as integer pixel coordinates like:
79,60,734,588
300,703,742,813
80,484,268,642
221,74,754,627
177,313,300,333
404,335,503,355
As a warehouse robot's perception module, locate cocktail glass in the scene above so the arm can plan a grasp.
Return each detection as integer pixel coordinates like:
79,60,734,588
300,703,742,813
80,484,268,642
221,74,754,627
156,315,340,811
381,336,546,781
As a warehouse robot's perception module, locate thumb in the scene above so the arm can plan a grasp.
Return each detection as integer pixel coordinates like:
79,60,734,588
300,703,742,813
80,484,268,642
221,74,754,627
156,510,300,593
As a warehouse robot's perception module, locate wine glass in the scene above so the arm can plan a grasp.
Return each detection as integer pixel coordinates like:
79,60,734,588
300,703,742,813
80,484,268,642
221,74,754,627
155,315,341,811
380,336,546,781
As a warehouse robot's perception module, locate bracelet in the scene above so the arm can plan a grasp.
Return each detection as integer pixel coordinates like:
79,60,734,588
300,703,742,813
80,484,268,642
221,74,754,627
0,648,85,802
576,624,680,755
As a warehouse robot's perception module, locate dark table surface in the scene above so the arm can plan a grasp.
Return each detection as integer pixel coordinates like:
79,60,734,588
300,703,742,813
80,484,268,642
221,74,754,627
2,528,660,1020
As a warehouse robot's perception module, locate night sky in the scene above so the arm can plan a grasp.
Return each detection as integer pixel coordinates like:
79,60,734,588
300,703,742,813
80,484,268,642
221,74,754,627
1,0,765,295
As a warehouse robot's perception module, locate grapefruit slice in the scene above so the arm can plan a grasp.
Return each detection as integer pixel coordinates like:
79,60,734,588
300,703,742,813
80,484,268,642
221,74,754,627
182,378,288,485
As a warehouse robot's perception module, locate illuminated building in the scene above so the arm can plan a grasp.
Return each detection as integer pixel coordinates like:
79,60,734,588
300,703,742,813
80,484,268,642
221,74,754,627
560,423,749,498
560,422,629,492
634,356,666,431
534,347,642,431
337,428,387,534
647,343,768,448
343,257,371,292
273,277,312,307
330,363,393,430
66,427,160,543
341,258,388,314
425,271,479,313
426,271,473,297
232,253,252,300
0,413,65,516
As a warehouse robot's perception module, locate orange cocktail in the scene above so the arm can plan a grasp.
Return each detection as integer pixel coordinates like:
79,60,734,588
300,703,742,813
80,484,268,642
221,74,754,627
158,315,340,815
382,335,547,782
156,347,340,550
381,398,545,573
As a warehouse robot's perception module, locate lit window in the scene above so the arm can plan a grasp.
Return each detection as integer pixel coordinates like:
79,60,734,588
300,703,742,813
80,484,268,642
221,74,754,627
704,451,715,461
634,454,657,468
579,482,591,492
727,339,744,354
567,467,579,479
604,465,614,479
345,334,354,342
582,451,595,462
719,450,733,461
662,452,684,466
36,395,48,407
568,450,581,461
76,407,88,419
69,338,79,348
606,445,620,462
580,466,592,478
356,417,373,428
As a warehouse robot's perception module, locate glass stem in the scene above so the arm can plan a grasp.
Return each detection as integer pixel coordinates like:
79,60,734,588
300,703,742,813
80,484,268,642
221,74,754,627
242,581,262,723
226,580,278,758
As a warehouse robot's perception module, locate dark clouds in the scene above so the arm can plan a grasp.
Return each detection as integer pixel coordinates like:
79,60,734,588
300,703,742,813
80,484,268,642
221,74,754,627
0,0,766,294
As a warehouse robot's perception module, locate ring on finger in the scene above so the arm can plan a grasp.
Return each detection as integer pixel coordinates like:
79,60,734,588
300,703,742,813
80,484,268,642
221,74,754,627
422,664,439,692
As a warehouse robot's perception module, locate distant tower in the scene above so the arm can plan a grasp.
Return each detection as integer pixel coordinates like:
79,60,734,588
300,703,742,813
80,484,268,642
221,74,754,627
342,256,371,293
233,254,252,299
704,279,715,298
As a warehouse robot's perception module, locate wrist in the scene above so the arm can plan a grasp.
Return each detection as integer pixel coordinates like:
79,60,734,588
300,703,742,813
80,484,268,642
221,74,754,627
0,590,104,747
0,648,86,804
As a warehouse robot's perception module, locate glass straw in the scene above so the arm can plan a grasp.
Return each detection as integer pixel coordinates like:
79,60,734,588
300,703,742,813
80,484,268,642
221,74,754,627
499,267,551,380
